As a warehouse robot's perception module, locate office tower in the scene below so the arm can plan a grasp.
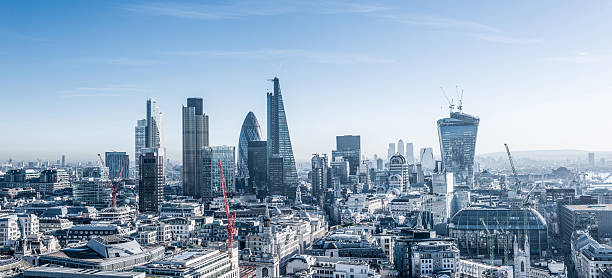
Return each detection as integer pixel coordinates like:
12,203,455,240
416,163,424,183
437,111,479,186
267,77,298,198
73,166,111,209
105,152,129,180
61,155,65,167
332,135,360,175
389,154,409,191
420,148,434,170
248,141,268,200
311,154,329,206
330,157,349,184
589,152,595,167
238,112,262,180
397,139,405,157
138,149,164,213
145,98,163,149
182,98,210,198
387,143,396,160
376,158,383,171
135,119,146,177
405,142,414,164
202,146,236,206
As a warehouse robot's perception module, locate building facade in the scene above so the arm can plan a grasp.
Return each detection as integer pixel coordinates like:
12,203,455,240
437,111,479,186
105,151,129,180
182,97,210,198
238,112,262,181
138,149,164,213
332,135,360,175
202,146,236,205
267,77,298,199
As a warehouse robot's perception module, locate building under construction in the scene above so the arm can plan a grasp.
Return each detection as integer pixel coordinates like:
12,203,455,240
448,206,548,262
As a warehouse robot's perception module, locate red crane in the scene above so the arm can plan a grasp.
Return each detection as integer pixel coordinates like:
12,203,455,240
97,154,127,208
219,162,236,257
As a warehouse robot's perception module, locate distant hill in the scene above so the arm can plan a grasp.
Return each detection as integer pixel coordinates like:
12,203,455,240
478,149,612,161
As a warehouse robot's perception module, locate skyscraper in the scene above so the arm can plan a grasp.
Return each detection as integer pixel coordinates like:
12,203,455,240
248,141,268,199
588,152,595,167
146,98,163,150
267,77,298,198
387,143,396,160
420,147,434,170
397,139,405,157
311,154,329,206
139,149,164,213
332,135,360,175
238,112,262,180
61,155,65,167
202,146,236,206
134,119,146,177
105,152,129,180
437,111,479,186
405,142,414,164
182,98,209,198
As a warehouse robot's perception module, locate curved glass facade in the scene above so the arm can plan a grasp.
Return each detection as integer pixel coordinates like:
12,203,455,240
237,112,262,179
449,206,548,258
437,112,479,186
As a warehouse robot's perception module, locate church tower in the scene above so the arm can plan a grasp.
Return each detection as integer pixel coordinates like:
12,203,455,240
513,235,530,278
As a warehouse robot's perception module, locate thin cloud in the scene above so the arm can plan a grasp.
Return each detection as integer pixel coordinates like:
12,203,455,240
59,85,145,98
548,52,612,64
472,34,541,44
76,57,160,66
166,49,395,65
121,1,387,19
379,14,501,33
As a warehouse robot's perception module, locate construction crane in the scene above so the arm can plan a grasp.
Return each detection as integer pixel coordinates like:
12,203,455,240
97,154,127,208
440,87,455,111
504,143,519,191
480,218,495,265
219,162,237,258
496,218,510,265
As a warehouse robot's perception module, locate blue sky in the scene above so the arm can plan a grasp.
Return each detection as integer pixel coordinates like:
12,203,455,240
2,0,612,162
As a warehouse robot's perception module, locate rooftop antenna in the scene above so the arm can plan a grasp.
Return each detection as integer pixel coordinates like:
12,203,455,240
440,87,455,112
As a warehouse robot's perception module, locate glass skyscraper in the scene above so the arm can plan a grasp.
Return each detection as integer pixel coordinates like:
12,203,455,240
202,146,236,205
105,151,129,181
182,97,209,198
332,135,360,175
237,112,262,179
267,77,298,198
437,111,479,186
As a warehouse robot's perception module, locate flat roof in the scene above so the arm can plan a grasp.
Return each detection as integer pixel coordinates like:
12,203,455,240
565,204,612,211
25,266,145,278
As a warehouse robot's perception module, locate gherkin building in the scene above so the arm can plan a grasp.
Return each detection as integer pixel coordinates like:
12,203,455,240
237,112,262,179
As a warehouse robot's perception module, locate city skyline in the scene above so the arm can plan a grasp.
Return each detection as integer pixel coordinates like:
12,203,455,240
3,1,612,162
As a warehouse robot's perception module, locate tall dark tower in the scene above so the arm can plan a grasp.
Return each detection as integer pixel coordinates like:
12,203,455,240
182,98,209,198
139,149,164,213
267,77,298,199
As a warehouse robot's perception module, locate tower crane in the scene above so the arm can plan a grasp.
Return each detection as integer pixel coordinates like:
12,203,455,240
219,162,237,258
496,218,510,265
97,154,127,208
481,218,495,265
504,144,520,191
440,87,455,111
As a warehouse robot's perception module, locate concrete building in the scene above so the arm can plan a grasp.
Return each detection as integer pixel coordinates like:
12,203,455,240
39,236,164,271
24,266,145,278
135,248,239,278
